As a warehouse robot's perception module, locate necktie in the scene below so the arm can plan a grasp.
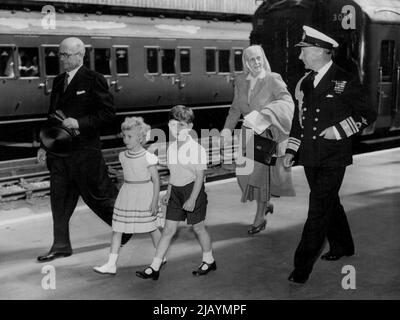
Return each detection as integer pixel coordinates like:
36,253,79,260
63,73,69,92
301,70,318,93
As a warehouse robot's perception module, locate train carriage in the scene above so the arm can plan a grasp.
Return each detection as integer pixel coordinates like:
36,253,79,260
0,9,250,145
251,0,400,134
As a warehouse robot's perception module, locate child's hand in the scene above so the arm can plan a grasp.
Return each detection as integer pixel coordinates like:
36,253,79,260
161,194,170,205
150,201,159,216
183,197,196,212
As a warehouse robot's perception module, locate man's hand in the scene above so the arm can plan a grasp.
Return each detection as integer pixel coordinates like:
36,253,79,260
319,126,337,140
62,117,79,129
283,153,295,168
37,148,47,165
183,197,196,212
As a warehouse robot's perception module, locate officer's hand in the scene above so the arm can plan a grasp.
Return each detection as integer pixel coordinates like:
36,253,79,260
283,153,294,168
62,117,79,129
37,148,47,165
319,127,337,140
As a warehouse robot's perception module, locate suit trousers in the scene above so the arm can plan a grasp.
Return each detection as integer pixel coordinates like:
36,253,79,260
47,147,118,252
293,166,354,276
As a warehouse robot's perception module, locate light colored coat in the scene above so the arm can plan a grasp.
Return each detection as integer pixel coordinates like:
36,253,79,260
224,71,295,197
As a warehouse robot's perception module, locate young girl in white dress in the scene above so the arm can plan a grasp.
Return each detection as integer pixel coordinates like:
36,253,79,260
93,117,165,275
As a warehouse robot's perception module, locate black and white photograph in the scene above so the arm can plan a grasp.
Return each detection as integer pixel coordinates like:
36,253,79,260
0,0,399,309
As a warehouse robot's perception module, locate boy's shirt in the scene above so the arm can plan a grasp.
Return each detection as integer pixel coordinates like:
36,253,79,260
167,135,207,186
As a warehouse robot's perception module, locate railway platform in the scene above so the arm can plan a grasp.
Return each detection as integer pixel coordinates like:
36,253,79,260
0,148,399,299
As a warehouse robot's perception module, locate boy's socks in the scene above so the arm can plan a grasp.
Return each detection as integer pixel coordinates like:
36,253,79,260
202,251,214,264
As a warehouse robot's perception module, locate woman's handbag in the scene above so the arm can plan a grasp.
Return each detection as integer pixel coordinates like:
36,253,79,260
244,132,277,166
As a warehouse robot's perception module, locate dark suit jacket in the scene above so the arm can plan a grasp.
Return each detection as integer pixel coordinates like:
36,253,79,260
48,66,115,149
286,63,377,167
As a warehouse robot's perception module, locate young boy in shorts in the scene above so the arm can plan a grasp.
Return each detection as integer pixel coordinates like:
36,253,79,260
136,105,216,280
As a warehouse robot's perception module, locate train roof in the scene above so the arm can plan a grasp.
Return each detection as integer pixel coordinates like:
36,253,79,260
352,0,400,24
0,9,251,40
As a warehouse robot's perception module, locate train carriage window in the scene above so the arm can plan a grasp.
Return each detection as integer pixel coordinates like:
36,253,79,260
233,48,243,72
146,48,158,74
179,48,190,73
161,49,176,74
380,40,395,82
18,47,39,77
0,47,15,78
115,47,128,75
205,48,216,73
218,50,230,73
44,47,59,76
94,48,111,76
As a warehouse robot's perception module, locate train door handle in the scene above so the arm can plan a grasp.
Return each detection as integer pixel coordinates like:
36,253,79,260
110,79,122,92
173,77,185,89
226,74,235,83
38,79,52,95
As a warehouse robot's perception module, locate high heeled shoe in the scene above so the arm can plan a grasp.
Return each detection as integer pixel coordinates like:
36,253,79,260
247,220,266,235
135,266,159,280
265,203,274,215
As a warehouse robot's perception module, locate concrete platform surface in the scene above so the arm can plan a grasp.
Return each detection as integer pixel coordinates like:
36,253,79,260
0,148,399,300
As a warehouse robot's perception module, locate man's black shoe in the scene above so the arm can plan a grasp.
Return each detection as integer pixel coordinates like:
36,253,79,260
37,251,72,263
288,271,308,284
320,251,354,261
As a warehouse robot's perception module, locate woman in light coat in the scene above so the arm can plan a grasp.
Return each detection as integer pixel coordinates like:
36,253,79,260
221,45,295,234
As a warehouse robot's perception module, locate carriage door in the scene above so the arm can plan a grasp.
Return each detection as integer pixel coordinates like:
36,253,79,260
40,45,60,103
111,45,130,110
0,44,19,119
378,40,396,128
175,47,191,104
14,45,47,117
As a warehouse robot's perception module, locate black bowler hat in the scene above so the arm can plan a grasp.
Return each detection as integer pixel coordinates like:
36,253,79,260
39,124,78,157
295,26,339,50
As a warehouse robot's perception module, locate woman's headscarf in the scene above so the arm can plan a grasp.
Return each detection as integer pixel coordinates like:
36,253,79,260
242,45,271,76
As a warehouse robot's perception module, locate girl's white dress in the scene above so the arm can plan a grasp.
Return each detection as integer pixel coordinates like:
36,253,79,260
112,149,159,234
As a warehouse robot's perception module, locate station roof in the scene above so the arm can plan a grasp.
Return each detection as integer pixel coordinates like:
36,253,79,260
0,9,251,40
5,0,259,15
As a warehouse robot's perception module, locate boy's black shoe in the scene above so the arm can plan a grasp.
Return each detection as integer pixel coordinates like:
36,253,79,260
192,261,217,276
136,267,159,280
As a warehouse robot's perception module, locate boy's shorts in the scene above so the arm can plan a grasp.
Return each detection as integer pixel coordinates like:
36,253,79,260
166,181,208,225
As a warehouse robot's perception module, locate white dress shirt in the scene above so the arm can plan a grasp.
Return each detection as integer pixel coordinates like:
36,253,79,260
66,64,83,85
313,60,333,87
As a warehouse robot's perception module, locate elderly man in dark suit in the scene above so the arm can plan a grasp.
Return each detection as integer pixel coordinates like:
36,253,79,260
283,26,377,284
37,37,131,262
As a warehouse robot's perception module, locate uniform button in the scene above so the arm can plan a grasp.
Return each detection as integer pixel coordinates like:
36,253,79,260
301,134,304,138
316,109,320,113
312,136,316,140
302,116,305,120
313,127,317,131
315,118,319,122
303,108,307,111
